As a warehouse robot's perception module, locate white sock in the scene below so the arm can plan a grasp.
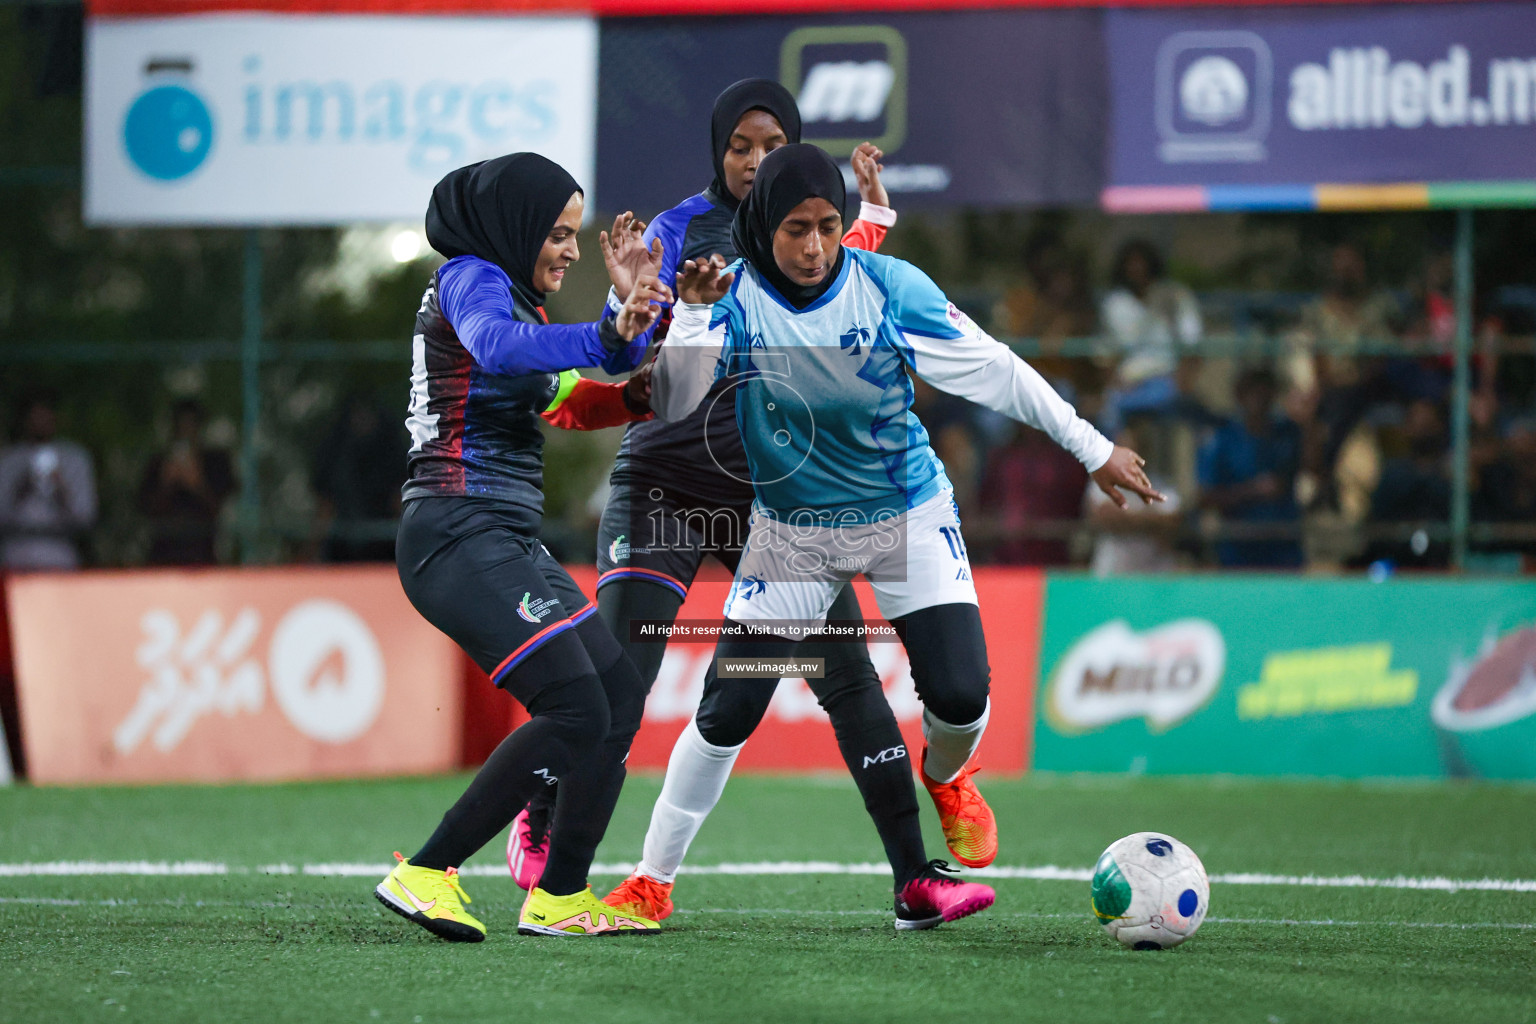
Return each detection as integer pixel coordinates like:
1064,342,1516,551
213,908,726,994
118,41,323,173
921,700,990,784
636,718,744,884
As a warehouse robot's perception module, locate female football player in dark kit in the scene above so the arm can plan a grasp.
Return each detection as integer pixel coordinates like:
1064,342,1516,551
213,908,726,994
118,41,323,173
374,151,674,939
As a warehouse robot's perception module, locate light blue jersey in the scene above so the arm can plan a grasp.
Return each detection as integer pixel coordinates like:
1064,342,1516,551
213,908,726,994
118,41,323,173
654,247,1113,522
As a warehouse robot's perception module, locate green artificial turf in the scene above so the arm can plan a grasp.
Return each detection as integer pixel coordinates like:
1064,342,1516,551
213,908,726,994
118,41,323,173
1,773,1532,1024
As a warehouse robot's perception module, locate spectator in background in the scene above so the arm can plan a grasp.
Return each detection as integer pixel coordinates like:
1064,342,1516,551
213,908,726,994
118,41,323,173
1198,369,1303,568
975,423,1087,566
137,399,235,565
1361,398,1452,568
1475,417,1536,558
313,394,404,562
0,392,97,570
1289,242,1401,395
994,233,1104,418
1099,239,1203,434
1285,242,1402,491
1085,416,1185,575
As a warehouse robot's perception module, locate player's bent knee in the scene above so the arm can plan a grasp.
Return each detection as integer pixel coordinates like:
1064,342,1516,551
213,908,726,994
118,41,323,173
695,688,771,748
526,672,611,747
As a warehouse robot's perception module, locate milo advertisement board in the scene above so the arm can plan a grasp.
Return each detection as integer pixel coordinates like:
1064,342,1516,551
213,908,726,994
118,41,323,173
1034,576,1536,779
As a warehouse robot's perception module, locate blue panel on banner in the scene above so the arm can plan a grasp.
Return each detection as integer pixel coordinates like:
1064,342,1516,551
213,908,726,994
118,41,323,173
1207,184,1315,210
597,11,1107,215
1107,3,1536,189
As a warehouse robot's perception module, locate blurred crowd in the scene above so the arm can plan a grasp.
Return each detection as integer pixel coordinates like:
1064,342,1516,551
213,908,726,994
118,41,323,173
3,234,1532,575
955,234,1535,573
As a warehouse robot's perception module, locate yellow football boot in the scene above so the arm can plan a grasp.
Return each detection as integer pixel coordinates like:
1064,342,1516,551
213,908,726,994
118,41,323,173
518,885,660,936
374,852,486,942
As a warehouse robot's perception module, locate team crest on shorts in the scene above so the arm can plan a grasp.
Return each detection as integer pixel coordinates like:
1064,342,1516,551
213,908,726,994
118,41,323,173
518,593,561,624
609,534,630,563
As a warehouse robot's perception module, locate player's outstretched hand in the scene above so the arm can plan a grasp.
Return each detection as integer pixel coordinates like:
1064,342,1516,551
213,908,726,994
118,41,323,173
616,275,673,341
1091,445,1166,509
676,254,734,306
601,211,663,298
852,142,889,208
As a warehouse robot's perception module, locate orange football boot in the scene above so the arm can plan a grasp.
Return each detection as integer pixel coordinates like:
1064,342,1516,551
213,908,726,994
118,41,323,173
920,749,998,868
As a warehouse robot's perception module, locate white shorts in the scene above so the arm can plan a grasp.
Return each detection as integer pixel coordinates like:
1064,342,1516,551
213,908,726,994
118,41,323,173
721,490,978,635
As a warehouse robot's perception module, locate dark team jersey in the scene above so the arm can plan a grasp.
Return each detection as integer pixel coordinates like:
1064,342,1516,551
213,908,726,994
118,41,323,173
401,259,640,513
612,186,757,506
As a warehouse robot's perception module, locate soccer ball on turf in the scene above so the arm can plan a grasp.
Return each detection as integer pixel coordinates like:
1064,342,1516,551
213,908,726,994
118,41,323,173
1091,832,1209,950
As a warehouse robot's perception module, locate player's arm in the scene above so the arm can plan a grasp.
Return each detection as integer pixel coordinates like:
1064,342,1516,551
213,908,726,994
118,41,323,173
441,257,668,376
842,142,896,253
541,368,654,431
893,268,1163,508
651,255,735,422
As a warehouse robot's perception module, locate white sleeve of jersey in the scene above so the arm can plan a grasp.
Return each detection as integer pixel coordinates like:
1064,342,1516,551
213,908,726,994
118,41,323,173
652,302,727,422
902,308,1114,472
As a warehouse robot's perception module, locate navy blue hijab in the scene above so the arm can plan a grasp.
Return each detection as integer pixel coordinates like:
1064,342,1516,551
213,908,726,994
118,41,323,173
426,152,581,308
708,79,803,211
731,143,847,309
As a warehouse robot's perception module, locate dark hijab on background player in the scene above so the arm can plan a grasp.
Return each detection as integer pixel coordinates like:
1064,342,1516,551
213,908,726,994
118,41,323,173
732,143,847,309
709,79,803,208
426,152,581,308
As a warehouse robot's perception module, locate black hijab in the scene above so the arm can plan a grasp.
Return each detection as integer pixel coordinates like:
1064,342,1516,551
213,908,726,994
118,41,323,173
708,79,802,211
731,143,847,309
425,152,581,307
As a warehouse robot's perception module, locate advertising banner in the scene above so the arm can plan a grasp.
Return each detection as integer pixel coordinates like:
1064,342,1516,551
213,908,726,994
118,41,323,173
609,567,1042,773
1104,2,1536,211
1035,576,1536,779
87,0,1447,16
8,567,462,784
85,14,597,224
596,11,1105,214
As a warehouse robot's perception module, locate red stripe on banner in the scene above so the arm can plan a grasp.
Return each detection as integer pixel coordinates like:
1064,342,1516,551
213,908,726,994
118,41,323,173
85,0,1481,19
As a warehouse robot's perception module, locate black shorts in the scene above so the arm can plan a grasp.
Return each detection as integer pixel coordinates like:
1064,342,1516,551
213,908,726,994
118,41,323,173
594,476,750,598
398,497,602,696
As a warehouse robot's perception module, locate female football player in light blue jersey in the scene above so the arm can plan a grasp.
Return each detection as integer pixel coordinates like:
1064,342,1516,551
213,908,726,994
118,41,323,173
648,144,1162,928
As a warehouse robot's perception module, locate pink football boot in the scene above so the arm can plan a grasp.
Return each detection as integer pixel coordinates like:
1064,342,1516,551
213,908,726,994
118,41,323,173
894,860,996,931
506,807,549,891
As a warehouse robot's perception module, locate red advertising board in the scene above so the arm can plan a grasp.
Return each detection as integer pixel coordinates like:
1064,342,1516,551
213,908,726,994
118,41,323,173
573,565,1042,774
7,567,462,785
4,563,1041,784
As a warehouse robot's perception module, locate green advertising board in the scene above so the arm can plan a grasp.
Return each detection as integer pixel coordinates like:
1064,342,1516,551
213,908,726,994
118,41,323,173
1034,576,1536,779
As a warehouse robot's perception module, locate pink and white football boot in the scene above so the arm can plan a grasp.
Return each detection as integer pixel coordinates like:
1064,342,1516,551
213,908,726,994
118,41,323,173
894,860,996,931
506,806,550,892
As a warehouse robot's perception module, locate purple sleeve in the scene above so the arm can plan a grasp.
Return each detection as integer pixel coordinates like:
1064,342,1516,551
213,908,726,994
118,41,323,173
438,256,624,376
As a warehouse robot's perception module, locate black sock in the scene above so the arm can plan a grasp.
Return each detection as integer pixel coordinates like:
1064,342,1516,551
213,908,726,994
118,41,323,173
808,588,929,892
413,673,606,872
538,639,650,896
821,684,928,890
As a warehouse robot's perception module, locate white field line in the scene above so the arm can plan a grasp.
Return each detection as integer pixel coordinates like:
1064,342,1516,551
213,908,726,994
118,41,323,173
0,896,1530,931
0,860,1534,893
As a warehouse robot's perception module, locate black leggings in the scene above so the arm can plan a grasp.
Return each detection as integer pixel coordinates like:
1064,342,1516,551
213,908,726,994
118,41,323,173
696,602,990,745
587,577,938,887
397,498,646,894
